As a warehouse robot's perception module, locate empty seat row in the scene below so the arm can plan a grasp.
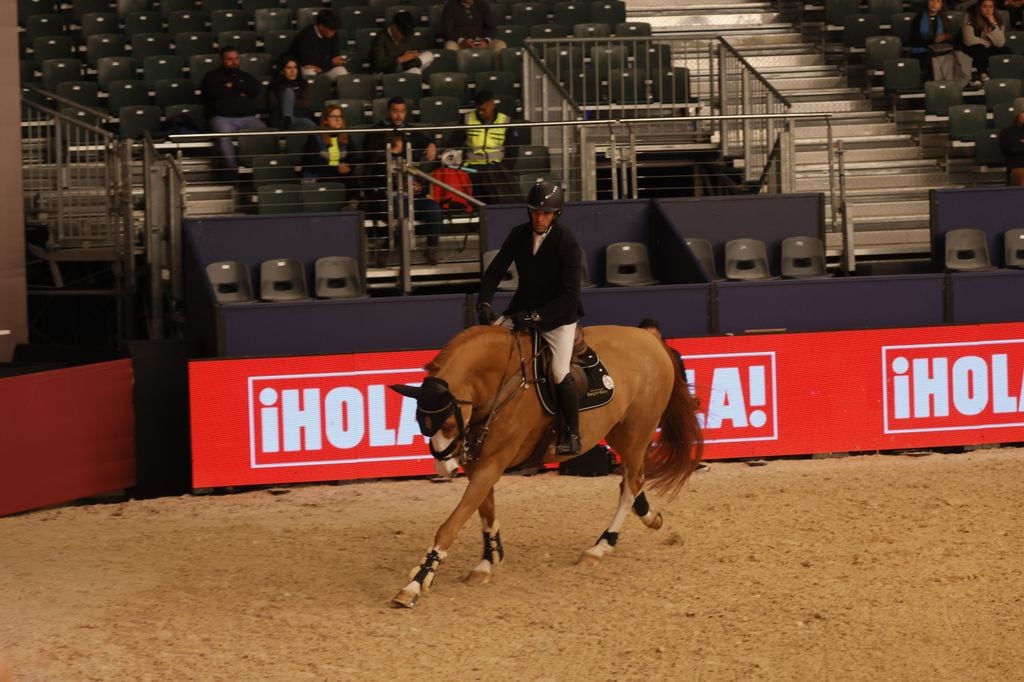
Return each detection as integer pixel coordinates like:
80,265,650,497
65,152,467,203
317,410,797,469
206,256,367,303
686,236,829,281
945,228,1024,272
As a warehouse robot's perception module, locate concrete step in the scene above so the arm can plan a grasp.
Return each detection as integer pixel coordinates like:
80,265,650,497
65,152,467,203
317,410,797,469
745,53,825,68
797,157,941,173
845,199,930,219
795,171,950,192
789,99,876,113
769,75,847,91
725,32,810,46
795,145,926,164
783,88,871,101
639,12,785,27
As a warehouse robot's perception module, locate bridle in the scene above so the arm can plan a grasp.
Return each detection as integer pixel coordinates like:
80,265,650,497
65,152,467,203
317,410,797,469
419,331,535,463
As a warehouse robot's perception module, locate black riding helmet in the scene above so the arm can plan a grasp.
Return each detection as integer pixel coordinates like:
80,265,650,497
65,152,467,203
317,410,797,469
526,180,564,220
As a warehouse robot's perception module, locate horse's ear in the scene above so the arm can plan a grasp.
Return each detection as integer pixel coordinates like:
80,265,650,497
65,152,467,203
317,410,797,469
389,383,423,399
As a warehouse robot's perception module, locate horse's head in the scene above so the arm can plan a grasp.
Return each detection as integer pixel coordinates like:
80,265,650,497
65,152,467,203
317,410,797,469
389,376,469,461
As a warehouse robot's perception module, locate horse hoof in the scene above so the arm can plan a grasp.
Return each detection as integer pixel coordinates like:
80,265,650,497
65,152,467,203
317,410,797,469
391,589,418,608
648,512,664,530
576,551,601,567
463,570,491,586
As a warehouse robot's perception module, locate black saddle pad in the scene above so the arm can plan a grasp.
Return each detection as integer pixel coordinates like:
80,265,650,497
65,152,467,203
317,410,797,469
532,330,615,415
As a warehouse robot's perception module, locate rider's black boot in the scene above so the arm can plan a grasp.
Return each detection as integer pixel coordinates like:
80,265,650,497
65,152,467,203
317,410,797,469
555,375,581,456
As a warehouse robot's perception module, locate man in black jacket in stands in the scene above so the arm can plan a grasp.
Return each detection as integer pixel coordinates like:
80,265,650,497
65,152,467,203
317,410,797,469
200,45,266,171
290,9,349,78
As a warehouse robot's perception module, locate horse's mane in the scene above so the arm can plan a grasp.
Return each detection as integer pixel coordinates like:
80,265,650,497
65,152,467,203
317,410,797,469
425,325,506,372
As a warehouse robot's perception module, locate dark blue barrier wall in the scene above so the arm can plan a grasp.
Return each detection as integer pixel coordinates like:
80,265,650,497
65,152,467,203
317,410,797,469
949,271,1024,324
216,294,467,356
716,274,947,334
930,187,1024,269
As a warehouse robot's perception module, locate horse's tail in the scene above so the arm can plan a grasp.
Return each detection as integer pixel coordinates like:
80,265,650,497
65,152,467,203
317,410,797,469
645,343,704,500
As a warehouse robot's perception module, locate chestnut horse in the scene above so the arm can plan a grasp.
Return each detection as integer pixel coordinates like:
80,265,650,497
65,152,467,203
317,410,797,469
388,324,703,607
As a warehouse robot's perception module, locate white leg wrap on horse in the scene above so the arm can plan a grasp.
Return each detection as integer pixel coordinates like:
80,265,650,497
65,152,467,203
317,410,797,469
471,558,493,575
407,547,446,592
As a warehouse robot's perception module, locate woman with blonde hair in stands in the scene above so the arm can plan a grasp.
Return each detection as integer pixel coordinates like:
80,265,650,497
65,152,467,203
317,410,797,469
958,0,1013,82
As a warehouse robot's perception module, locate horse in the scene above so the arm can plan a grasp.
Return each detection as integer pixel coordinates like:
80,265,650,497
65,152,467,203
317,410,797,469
388,324,703,608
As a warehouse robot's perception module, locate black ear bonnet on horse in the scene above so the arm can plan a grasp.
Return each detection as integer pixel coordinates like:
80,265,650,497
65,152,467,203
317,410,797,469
388,378,465,458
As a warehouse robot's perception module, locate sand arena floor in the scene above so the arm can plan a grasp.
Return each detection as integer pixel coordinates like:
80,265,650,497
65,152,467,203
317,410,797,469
2,447,1024,681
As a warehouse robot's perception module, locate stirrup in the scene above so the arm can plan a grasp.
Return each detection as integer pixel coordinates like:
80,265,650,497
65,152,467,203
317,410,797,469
556,431,580,456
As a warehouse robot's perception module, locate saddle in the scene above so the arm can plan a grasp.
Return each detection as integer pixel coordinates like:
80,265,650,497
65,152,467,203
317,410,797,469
531,327,615,415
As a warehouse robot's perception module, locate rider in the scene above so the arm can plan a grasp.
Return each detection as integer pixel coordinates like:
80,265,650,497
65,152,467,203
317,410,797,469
476,180,584,455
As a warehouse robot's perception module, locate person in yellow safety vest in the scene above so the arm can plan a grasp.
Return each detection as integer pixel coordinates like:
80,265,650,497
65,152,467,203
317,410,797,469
448,90,521,204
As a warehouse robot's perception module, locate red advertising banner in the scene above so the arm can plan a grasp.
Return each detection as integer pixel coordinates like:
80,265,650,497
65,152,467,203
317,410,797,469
0,360,136,517
189,322,1024,488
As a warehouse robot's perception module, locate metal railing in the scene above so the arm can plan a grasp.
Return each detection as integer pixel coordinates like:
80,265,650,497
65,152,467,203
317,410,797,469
718,38,793,188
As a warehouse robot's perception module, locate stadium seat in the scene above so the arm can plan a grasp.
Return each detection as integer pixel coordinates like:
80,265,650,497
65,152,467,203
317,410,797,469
430,48,459,73
143,54,185,87
252,153,297,186
945,228,996,272
606,242,658,287
499,47,523,75
824,0,859,26
867,0,901,21
843,14,880,49
238,135,282,168
85,33,129,67
974,129,1006,166
608,67,646,104
984,78,1022,109
418,95,460,124
123,10,161,35
429,71,469,102
333,74,378,102
25,14,66,41
262,30,298,61
781,236,828,279
383,4,419,25
988,54,1024,80
210,9,251,35
80,12,119,37
948,105,988,142
993,101,1017,130
158,0,195,19
457,48,496,76
684,237,721,281
340,7,379,33
19,0,58,25
513,145,551,175
204,0,240,11
924,80,963,116
154,77,196,108
305,73,334,110
573,22,611,38
530,24,569,39
258,184,305,217
32,36,75,65
588,0,625,25
259,255,308,297
118,104,162,139
164,102,204,124
725,238,775,281
167,10,208,34
1007,30,1024,55
1004,228,1024,268
407,27,437,51
381,72,423,103
41,58,83,90
203,259,251,301
510,2,547,26
302,184,349,213
57,80,100,108
652,66,690,104
353,28,380,65
495,24,527,48
188,53,220,86
482,249,518,291
239,52,273,78
116,0,153,14
131,33,174,60
889,13,915,44
553,1,588,27
474,70,516,101
332,97,370,124
254,8,292,34
296,6,325,30
218,30,258,54
615,21,651,38
882,58,922,92
71,0,116,25
97,56,137,88
314,256,368,299
174,32,217,61
107,79,149,113
864,36,901,70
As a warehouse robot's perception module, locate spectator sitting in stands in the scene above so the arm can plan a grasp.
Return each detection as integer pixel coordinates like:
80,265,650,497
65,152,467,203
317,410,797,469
290,9,349,78
302,104,361,192
447,90,520,204
958,0,1013,82
366,97,442,266
999,109,1024,185
200,45,267,172
440,0,507,52
267,56,316,130
909,0,956,80
371,11,435,75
